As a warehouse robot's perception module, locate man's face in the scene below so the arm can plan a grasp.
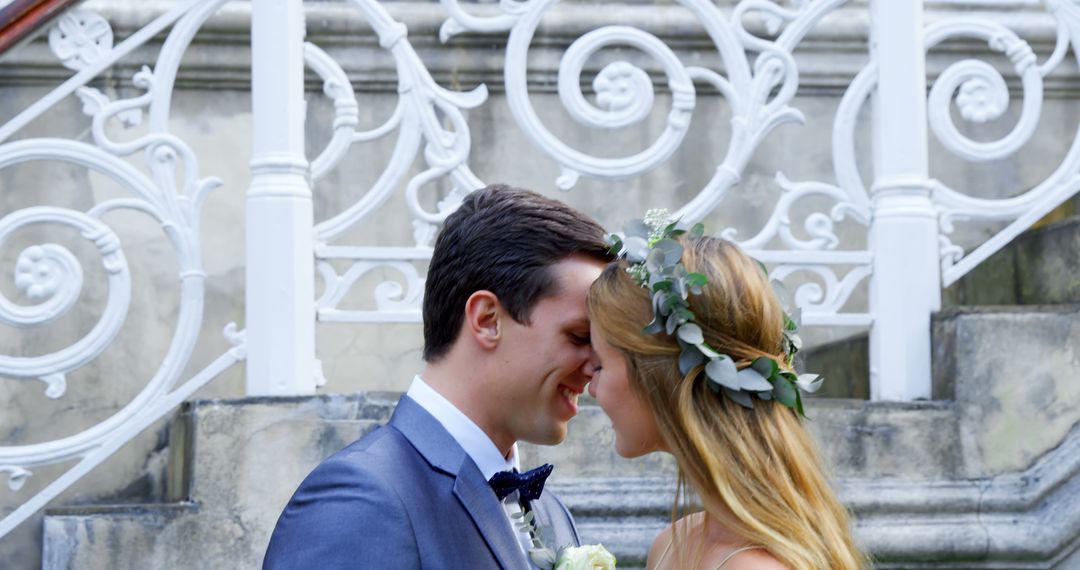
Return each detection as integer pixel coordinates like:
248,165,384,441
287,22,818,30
493,255,605,446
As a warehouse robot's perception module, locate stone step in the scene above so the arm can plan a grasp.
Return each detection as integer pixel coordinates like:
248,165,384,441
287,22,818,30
42,395,954,568
43,395,386,570
43,338,1080,570
803,300,1080,400
803,215,1080,399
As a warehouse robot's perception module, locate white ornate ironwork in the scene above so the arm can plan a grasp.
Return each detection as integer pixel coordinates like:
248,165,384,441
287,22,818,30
0,0,245,541
311,0,870,327
929,0,1080,286
309,0,1080,399
48,9,113,71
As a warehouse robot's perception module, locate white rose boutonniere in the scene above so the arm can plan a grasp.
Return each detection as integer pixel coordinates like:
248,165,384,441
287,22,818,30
554,544,617,570
514,511,616,569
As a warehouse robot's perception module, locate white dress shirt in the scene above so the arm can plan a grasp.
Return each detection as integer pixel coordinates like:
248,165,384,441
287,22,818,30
406,376,535,558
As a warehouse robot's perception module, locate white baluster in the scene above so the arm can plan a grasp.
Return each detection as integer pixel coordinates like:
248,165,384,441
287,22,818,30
245,0,316,395
867,0,939,401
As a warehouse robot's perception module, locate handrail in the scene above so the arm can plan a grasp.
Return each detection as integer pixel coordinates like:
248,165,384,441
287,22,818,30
0,0,79,56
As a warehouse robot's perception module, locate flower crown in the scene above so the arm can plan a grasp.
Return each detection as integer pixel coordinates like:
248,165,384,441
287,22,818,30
605,209,823,416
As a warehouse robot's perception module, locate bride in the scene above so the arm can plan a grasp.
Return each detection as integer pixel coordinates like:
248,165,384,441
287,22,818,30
586,218,866,569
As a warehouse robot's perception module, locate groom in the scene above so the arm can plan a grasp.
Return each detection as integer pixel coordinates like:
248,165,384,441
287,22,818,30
264,185,612,569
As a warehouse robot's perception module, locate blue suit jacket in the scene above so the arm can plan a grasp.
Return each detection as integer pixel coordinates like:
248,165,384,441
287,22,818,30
264,395,580,569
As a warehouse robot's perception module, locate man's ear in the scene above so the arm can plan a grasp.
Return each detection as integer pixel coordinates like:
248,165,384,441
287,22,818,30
464,290,502,350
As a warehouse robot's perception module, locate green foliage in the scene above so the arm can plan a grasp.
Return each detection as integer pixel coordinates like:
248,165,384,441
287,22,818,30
605,210,823,417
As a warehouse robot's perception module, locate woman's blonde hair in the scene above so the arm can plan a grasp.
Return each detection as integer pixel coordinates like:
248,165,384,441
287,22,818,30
587,236,865,570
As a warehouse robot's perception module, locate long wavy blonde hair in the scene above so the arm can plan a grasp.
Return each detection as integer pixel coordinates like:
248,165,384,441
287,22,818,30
587,236,865,570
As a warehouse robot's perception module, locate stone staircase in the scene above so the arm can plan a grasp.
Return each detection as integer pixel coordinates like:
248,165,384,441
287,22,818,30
40,217,1080,569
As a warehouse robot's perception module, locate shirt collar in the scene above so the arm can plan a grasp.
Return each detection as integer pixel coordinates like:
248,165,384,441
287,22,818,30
406,375,519,480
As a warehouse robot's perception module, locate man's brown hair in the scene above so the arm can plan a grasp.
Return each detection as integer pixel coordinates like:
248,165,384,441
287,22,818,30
422,184,611,362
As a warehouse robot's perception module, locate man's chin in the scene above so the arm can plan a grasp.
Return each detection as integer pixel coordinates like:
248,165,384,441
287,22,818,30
520,425,569,446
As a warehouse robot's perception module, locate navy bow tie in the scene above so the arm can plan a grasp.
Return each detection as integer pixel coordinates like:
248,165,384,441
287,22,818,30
488,464,554,502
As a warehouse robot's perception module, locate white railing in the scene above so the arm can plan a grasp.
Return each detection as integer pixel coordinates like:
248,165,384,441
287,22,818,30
1,0,1079,543
0,0,245,540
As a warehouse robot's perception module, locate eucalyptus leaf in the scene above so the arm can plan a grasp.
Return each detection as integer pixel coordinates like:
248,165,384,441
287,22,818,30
677,323,704,345
687,272,707,287
645,247,666,274
691,222,705,237
643,316,663,335
787,332,803,352
790,306,802,328
654,239,685,266
654,291,672,316
705,356,739,390
796,373,824,393
750,357,778,378
605,233,623,254
661,293,681,313
624,219,652,239
723,387,755,409
783,313,797,332
666,312,679,335
737,367,773,391
623,236,650,263
651,279,673,292
758,390,773,401
679,347,706,375
772,375,798,407
675,276,688,299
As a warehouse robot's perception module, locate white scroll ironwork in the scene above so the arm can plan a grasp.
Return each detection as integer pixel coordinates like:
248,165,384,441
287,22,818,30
0,0,244,541
927,0,1080,286
314,0,873,326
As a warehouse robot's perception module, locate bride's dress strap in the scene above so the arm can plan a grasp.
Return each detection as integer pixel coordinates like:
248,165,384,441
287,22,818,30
714,546,763,569
653,540,762,569
653,535,675,567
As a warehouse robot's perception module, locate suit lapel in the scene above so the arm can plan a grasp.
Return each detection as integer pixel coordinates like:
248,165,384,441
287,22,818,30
453,460,531,569
390,396,529,569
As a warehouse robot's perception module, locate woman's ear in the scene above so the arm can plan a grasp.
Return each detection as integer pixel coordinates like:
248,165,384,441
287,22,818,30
464,290,502,350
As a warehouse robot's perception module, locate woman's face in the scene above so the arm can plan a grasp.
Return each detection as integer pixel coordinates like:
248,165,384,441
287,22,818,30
587,323,666,457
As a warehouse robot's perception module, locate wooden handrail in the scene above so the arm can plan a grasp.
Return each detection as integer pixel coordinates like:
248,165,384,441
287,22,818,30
0,0,80,56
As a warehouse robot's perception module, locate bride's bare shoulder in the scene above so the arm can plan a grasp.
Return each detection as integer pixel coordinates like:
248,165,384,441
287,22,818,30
647,514,704,569
646,521,675,568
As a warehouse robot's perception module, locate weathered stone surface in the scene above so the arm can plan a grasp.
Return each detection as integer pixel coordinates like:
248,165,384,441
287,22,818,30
43,395,385,570
945,216,1080,307
42,384,1080,569
800,332,870,399
934,306,1080,476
